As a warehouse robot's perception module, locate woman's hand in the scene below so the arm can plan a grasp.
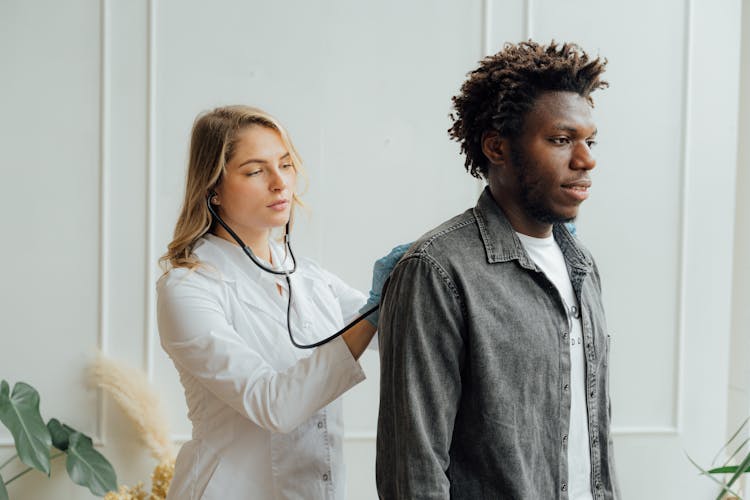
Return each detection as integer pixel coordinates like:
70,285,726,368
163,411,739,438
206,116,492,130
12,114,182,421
359,243,413,327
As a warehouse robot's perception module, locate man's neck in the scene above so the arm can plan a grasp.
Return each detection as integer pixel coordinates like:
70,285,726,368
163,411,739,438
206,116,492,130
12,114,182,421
487,184,554,238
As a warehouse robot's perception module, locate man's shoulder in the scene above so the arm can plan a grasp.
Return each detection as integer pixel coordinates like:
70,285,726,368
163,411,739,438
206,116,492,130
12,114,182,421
406,207,479,260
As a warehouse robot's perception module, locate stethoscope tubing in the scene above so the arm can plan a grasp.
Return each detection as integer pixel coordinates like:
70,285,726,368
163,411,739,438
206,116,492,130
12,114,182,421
206,193,377,349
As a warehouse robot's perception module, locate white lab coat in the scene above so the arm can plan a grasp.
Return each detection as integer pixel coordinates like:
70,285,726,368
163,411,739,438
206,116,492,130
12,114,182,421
157,234,368,499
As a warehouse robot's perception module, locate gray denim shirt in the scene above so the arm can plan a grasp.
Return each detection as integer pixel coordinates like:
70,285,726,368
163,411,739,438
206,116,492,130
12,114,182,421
376,188,619,499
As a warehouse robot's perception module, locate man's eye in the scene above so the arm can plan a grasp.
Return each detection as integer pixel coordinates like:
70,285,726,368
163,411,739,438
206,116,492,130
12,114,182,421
586,140,597,148
551,137,570,145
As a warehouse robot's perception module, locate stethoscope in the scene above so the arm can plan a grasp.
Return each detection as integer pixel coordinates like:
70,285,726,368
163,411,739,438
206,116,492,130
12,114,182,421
206,191,378,349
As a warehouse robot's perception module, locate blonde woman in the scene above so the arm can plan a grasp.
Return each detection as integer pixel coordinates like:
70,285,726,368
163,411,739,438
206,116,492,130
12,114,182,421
157,105,406,499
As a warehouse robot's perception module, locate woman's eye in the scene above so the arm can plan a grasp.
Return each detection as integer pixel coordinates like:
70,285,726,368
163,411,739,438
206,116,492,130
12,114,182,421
281,163,294,170
246,169,262,177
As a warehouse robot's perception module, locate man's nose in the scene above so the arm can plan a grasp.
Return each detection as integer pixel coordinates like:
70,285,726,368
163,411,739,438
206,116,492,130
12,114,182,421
572,142,596,170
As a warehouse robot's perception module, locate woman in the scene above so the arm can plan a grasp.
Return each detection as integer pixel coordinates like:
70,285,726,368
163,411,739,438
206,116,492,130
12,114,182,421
157,105,404,499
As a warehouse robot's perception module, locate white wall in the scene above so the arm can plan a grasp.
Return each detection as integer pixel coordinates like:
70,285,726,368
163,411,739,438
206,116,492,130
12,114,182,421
0,1,745,499
728,0,750,496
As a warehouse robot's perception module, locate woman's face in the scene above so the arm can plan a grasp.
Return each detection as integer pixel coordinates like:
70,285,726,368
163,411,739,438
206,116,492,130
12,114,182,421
213,125,297,240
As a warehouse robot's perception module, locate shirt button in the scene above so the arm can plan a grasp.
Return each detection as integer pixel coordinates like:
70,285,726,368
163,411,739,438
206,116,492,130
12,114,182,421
562,331,568,340
561,482,568,492
322,473,329,481
596,481,602,489
592,436,598,445
317,421,324,429
590,391,595,398
562,434,568,445
563,383,569,391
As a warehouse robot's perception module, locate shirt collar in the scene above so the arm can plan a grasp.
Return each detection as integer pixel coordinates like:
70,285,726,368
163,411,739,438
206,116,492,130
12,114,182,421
472,186,592,273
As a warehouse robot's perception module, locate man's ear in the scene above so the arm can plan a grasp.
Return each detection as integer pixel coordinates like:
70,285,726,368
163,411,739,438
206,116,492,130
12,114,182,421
481,130,508,166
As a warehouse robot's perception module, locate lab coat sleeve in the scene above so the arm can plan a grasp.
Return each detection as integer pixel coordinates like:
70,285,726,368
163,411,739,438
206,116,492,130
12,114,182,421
376,255,465,499
156,273,366,434
320,267,381,350
311,264,367,323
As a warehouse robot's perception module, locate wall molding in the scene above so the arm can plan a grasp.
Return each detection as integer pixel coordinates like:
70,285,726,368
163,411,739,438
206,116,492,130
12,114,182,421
94,0,111,448
150,0,693,450
524,0,533,40
338,425,680,443
145,0,158,382
471,0,690,435
673,0,693,436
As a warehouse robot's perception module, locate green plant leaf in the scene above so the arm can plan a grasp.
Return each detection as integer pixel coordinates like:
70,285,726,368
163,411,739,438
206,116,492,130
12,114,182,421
47,418,70,451
686,453,743,499
707,464,750,474
0,381,51,475
0,472,8,500
723,449,750,497
65,432,117,496
713,416,749,466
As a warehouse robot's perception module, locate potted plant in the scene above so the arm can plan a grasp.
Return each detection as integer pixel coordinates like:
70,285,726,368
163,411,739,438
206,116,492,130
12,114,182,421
690,417,750,500
0,380,117,499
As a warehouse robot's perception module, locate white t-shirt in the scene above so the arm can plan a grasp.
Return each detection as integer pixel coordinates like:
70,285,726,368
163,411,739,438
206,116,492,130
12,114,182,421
516,232,593,500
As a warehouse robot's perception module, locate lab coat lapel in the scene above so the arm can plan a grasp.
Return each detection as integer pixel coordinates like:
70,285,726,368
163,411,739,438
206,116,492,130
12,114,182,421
195,235,289,328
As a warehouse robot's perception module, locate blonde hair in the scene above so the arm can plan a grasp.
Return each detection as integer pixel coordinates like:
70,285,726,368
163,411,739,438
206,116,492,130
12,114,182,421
160,105,306,271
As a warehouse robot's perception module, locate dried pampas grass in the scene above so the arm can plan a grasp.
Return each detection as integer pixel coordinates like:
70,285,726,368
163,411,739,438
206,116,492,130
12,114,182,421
90,352,176,463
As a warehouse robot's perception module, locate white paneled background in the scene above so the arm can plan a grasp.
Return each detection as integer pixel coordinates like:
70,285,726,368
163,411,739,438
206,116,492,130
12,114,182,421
1,1,748,499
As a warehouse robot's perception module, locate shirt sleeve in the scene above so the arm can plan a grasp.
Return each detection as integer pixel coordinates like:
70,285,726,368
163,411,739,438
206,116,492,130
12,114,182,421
375,254,465,499
156,272,366,434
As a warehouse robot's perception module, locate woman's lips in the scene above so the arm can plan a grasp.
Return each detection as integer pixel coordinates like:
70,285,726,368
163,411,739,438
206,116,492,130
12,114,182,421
267,200,290,211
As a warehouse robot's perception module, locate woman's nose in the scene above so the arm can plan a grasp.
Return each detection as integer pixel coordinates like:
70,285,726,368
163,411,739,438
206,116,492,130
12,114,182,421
269,168,287,191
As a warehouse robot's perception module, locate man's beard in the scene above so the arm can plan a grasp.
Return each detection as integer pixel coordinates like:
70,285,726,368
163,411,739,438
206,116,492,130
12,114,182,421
509,142,575,225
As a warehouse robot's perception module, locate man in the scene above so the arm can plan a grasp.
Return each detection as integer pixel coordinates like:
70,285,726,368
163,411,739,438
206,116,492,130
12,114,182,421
376,41,619,499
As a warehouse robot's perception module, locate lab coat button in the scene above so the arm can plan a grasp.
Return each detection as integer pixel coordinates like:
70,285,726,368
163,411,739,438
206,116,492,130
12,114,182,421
322,473,329,481
317,421,324,429
304,321,312,329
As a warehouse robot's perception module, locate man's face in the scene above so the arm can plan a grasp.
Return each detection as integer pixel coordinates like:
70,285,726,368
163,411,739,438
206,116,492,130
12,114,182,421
498,91,598,231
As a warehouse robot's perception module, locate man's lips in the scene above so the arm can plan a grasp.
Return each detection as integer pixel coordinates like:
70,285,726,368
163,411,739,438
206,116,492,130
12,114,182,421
561,179,591,202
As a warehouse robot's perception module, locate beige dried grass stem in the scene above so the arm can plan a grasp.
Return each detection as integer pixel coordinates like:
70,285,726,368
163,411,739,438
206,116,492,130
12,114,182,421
91,352,176,463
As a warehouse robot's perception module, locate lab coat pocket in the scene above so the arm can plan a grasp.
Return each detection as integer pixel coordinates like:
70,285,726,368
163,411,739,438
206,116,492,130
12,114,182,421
270,412,331,499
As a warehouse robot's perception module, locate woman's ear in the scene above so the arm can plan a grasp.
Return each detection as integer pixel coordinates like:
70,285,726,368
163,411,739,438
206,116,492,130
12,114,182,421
481,130,508,166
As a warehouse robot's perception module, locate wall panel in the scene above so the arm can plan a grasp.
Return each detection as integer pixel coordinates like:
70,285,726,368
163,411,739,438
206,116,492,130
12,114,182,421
0,1,744,499
0,0,102,448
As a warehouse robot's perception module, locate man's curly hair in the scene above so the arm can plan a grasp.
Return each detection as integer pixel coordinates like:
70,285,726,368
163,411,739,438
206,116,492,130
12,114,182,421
448,40,608,179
